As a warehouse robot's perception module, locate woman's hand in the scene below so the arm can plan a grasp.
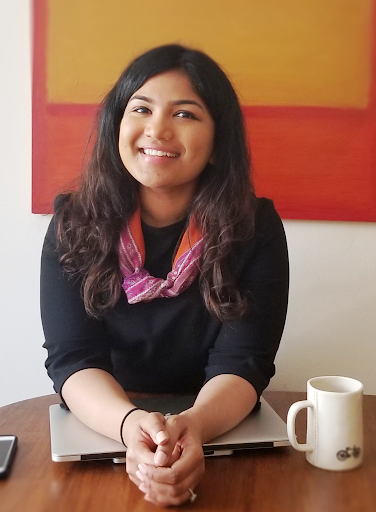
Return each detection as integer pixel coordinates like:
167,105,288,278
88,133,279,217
122,409,172,473
123,376,257,506
134,414,205,507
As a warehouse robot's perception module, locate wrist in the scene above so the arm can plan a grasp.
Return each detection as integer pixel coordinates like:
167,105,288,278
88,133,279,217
120,408,147,446
179,408,205,444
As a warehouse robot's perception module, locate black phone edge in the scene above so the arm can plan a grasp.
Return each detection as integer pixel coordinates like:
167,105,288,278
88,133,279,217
0,435,18,479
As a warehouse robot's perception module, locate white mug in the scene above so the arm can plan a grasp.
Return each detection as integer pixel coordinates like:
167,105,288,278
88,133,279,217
287,376,363,471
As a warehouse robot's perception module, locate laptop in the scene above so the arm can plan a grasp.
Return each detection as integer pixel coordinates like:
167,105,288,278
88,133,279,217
49,395,289,463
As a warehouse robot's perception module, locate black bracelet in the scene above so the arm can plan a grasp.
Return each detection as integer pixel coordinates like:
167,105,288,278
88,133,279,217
120,407,144,446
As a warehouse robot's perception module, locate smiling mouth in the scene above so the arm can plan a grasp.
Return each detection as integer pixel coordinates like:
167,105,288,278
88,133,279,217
142,148,179,158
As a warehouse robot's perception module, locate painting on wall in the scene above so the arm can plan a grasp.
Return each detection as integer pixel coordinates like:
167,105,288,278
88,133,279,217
33,0,376,221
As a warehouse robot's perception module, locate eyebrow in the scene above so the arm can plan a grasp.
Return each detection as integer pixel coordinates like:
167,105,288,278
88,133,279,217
129,95,204,110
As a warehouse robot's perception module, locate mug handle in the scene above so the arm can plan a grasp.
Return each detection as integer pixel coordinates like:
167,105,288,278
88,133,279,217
287,400,314,452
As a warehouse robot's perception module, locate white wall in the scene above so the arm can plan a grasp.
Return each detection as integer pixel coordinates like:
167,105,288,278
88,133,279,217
269,221,376,394
0,0,52,407
0,0,375,407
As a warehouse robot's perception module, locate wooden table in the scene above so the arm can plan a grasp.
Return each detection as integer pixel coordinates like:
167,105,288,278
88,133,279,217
0,391,375,512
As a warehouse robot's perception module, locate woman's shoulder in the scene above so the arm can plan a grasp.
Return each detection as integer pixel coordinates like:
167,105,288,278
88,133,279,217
43,194,73,250
237,195,287,261
254,196,284,234
53,192,73,213
234,196,288,276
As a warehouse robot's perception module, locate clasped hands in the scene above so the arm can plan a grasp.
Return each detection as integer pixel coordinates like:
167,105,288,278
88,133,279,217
123,409,204,507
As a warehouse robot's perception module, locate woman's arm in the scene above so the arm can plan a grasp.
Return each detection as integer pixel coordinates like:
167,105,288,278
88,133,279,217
41,213,171,464
61,368,138,443
182,373,257,442
62,368,175,467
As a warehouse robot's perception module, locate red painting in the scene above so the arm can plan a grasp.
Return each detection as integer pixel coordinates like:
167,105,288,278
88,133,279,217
32,0,376,221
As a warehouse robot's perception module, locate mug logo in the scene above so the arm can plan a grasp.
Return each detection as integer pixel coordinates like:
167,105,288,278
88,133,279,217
336,446,361,461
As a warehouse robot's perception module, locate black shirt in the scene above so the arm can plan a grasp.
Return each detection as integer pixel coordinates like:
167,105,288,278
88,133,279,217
41,197,289,398
142,217,187,278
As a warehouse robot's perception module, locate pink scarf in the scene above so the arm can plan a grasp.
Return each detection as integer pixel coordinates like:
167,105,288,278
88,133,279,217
118,209,203,303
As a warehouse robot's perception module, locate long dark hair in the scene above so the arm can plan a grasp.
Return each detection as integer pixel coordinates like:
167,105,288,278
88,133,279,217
57,44,256,321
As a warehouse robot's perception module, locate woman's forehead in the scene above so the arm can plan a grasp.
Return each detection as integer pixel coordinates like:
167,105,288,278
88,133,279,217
132,70,199,100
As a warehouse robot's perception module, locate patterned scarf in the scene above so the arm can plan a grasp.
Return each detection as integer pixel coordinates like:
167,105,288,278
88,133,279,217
118,209,203,303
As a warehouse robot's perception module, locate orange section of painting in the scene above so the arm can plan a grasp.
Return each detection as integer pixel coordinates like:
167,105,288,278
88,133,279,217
33,0,376,221
47,0,372,108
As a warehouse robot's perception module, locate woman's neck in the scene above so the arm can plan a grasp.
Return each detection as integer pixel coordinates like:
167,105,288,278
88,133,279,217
139,186,194,227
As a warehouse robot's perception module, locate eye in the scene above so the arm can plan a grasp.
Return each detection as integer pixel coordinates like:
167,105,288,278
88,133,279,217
132,106,151,114
175,110,197,120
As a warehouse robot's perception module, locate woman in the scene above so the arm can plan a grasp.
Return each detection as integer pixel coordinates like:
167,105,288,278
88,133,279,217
41,44,289,507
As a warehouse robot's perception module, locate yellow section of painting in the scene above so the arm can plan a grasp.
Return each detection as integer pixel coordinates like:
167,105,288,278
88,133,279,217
47,0,372,107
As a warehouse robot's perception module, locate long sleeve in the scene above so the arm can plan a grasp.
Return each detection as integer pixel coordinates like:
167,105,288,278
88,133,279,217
203,198,289,397
41,215,113,396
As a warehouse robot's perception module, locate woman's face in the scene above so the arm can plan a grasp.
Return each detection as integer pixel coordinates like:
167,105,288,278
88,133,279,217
118,70,215,197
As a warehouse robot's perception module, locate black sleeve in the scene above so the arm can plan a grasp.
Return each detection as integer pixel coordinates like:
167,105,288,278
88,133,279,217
40,213,113,397
203,199,289,398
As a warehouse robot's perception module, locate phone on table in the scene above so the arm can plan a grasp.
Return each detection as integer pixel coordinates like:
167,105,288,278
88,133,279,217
0,435,17,478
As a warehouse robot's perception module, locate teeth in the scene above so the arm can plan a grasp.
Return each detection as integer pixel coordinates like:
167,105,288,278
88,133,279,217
143,148,178,158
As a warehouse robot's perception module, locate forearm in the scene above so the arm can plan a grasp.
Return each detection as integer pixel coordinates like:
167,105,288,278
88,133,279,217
61,368,137,443
180,374,257,443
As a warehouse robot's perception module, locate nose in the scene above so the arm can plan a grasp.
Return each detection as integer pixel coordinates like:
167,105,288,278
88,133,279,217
144,113,173,141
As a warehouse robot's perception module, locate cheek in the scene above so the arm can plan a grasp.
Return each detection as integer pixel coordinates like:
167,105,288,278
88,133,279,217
119,118,140,147
118,133,127,157
119,125,130,149
192,131,214,164
118,130,134,168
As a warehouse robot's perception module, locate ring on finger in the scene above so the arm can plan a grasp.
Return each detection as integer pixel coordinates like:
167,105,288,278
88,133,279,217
188,487,198,503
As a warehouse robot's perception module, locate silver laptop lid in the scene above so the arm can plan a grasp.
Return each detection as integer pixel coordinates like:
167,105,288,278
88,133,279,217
49,396,289,462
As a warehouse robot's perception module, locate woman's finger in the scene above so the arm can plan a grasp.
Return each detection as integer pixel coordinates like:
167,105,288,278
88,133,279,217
122,410,173,471
136,439,204,507
122,410,167,449
143,490,195,507
137,442,205,506
151,414,188,467
139,477,201,507
139,448,205,486
128,472,141,486
142,437,204,484
139,411,169,446
128,410,205,506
